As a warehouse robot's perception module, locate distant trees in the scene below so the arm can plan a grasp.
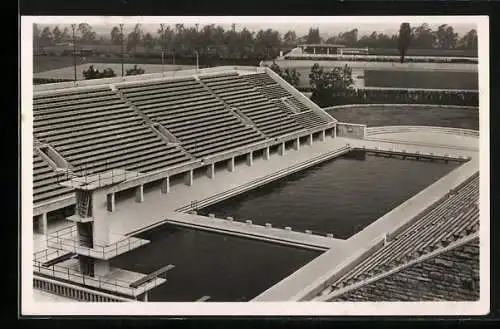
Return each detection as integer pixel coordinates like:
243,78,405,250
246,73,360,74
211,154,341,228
33,22,479,60
306,28,321,44
269,62,301,87
309,63,354,106
110,26,122,45
126,65,145,76
398,23,412,63
83,65,116,79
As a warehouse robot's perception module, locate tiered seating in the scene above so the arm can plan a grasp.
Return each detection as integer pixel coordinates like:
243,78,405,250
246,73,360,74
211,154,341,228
242,73,277,87
33,87,191,176
331,239,479,301
292,111,329,129
270,99,295,115
118,77,265,158
258,84,291,100
286,96,310,112
33,151,73,204
200,73,304,138
327,173,479,292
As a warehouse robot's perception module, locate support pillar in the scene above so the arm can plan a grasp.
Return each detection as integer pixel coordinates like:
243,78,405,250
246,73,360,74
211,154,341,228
263,146,270,160
320,130,326,141
246,152,253,166
293,137,300,151
227,157,235,172
94,259,110,277
135,185,144,203
141,292,148,302
278,142,286,156
206,163,215,179
37,212,48,235
307,134,313,146
106,193,115,212
332,126,336,138
184,170,193,186
161,176,170,194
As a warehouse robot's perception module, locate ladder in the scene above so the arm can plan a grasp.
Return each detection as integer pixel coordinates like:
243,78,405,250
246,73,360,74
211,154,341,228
78,192,90,218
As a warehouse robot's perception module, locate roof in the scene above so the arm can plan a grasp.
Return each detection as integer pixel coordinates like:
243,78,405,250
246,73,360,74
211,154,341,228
298,44,346,48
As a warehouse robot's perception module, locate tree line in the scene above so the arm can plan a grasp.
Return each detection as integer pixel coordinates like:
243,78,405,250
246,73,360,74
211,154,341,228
33,22,478,61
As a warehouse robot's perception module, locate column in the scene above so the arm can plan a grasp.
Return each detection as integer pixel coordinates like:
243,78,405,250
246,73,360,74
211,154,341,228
332,126,336,138
142,292,148,302
246,152,253,166
161,176,170,194
320,130,326,141
307,134,313,146
263,146,270,160
227,157,235,172
278,142,286,156
293,137,300,151
206,163,215,179
37,212,48,235
94,259,110,277
106,193,115,212
135,185,144,203
184,170,193,186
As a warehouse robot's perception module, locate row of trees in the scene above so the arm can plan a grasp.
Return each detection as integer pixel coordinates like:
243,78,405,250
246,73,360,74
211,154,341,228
33,22,478,60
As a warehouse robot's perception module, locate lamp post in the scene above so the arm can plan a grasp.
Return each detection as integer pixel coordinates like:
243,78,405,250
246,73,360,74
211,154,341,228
71,24,77,82
160,24,165,75
119,24,124,77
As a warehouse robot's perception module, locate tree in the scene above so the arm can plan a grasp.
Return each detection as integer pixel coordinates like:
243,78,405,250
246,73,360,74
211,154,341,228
411,23,435,48
458,29,478,50
435,24,458,49
309,63,354,106
338,29,359,47
127,24,143,54
77,23,96,43
39,26,53,47
398,23,412,63
110,26,122,45
101,68,116,78
306,28,321,44
126,65,145,76
142,32,155,50
283,30,297,46
269,62,300,87
33,24,41,52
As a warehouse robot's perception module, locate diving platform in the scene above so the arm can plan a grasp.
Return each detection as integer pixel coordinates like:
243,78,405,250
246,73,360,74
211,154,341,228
34,257,166,298
58,169,140,190
46,225,150,260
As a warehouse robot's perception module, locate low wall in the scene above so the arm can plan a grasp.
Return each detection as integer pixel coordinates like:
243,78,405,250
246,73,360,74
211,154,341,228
366,125,479,137
324,103,479,112
336,122,367,139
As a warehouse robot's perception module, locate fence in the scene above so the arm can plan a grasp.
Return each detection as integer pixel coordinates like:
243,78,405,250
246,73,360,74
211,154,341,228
283,55,478,64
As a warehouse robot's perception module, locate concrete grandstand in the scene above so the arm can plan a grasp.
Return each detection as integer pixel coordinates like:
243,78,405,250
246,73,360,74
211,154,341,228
30,65,480,303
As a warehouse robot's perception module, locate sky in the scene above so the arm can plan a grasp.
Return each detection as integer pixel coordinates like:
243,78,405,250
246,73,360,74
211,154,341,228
34,16,477,39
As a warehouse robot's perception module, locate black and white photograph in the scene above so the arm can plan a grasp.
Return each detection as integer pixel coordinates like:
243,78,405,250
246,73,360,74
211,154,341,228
21,15,489,316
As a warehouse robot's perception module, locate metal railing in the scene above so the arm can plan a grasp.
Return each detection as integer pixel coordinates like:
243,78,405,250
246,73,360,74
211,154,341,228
366,125,479,137
33,259,163,297
34,275,135,302
46,225,149,259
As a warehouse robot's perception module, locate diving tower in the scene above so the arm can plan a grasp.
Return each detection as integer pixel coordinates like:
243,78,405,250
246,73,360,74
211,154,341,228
37,169,174,301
